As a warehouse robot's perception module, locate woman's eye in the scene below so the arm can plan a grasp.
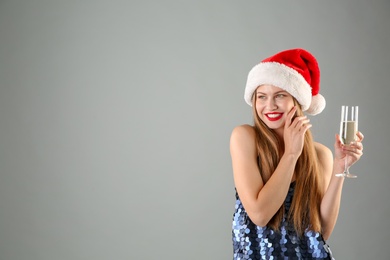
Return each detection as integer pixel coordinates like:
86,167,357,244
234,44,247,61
276,94,285,98
257,95,266,100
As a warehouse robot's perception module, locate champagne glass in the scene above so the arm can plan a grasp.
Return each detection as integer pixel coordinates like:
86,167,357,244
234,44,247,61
336,105,358,178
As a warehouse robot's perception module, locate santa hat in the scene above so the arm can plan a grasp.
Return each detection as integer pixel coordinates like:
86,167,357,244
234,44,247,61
244,48,326,115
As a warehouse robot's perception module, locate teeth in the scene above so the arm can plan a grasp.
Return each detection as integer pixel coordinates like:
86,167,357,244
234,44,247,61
267,114,281,118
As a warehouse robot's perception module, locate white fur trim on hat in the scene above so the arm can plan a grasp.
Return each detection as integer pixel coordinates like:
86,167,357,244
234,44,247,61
244,62,312,111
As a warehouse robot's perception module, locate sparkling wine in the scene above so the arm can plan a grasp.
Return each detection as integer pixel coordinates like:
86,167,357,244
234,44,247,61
336,105,359,178
341,121,357,145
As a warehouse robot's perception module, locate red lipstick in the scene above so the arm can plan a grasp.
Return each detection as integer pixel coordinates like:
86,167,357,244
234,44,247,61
265,113,283,121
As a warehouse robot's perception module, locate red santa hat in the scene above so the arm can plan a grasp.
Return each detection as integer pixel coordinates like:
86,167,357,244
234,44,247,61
244,48,326,115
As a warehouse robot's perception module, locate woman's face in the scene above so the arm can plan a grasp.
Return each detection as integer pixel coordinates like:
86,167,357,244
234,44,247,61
254,84,295,134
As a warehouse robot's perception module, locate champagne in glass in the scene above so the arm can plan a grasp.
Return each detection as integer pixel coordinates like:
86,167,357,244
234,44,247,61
341,121,357,145
336,105,358,178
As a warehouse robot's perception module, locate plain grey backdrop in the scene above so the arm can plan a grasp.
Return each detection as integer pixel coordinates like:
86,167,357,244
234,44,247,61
1,0,389,259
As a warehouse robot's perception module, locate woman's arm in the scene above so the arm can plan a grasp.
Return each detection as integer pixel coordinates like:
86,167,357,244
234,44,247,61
230,107,311,226
319,132,364,240
230,125,297,226
317,141,344,241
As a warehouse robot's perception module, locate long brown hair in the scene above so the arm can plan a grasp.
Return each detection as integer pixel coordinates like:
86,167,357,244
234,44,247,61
251,94,324,236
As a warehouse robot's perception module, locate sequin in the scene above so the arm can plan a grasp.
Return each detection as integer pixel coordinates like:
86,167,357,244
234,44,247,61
232,182,334,259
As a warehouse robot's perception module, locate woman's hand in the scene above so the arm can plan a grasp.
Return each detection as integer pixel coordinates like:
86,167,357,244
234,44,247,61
283,106,312,158
334,131,364,169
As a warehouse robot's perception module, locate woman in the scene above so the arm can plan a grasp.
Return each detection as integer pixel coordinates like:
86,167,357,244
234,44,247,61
230,48,364,259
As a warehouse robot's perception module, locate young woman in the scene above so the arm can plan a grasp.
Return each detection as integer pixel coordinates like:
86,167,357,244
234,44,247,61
230,48,364,259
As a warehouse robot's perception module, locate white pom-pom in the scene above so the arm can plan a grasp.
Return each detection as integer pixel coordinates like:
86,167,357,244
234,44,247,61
305,94,326,115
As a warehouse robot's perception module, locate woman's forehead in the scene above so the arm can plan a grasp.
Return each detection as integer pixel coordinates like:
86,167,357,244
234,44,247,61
256,84,287,93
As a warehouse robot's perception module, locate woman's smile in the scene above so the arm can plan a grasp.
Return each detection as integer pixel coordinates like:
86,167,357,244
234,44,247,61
265,112,284,121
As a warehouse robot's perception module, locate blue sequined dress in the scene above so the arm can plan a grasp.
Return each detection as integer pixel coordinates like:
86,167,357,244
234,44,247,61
232,182,334,260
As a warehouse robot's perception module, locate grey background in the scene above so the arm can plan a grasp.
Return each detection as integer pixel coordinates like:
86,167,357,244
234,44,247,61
0,0,389,259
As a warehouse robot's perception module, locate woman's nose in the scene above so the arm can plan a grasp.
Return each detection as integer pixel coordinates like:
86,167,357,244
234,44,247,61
266,98,278,109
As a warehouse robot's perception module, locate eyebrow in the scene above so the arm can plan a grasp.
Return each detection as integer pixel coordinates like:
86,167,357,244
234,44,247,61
256,90,289,95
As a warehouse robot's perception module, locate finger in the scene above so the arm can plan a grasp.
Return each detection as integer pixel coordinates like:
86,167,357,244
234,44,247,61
344,146,361,154
335,134,342,144
334,134,345,151
301,122,312,133
343,145,363,156
356,131,364,142
349,140,364,151
285,106,297,127
293,116,309,128
346,151,363,162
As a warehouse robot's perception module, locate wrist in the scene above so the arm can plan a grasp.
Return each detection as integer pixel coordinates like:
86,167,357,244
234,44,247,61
333,158,345,174
282,152,299,164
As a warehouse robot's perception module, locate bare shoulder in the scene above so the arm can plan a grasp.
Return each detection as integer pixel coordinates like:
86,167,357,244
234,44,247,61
230,124,257,154
231,124,256,139
314,142,333,161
